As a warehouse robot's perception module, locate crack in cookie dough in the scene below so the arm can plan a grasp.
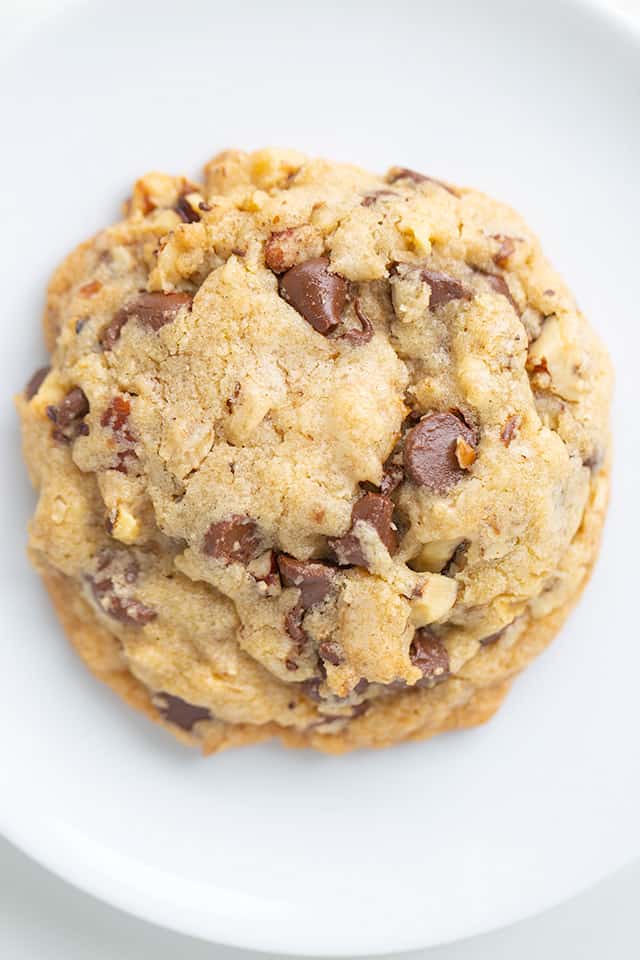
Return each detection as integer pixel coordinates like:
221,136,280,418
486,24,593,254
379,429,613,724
17,148,612,753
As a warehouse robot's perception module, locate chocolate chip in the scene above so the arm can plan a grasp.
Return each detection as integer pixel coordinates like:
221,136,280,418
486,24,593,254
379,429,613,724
420,268,474,309
500,415,521,446
174,195,201,223
329,492,397,567
129,291,193,331
404,412,477,492
352,493,397,553
361,189,399,206
353,678,370,695
410,628,450,682
158,693,211,730
492,235,516,268
101,291,192,348
474,268,520,315
24,366,50,400
56,387,89,428
318,639,343,667
277,556,336,609
99,310,129,350
328,530,366,566
198,201,212,212
203,515,262,564
279,257,347,335
285,658,299,671
386,167,459,196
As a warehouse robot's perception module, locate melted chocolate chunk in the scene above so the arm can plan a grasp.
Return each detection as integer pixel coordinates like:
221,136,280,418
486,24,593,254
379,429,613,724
88,576,156,626
474,268,520,315
404,412,477,493
420,268,474,309
279,257,347,335
56,387,89,428
24,366,50,400
203,516,262,564
329,493,397,567
99,310,129,350
48,387,90,442
341,298,374,345
101,291,192,348
277,556,336,609
158,693,211,730
410,629,450,682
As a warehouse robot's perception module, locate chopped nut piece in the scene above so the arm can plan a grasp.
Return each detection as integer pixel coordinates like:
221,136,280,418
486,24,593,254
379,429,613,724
410,539,464,573
500,415,521,446
455,436,477,469
108,506,140,545
264,224,323,273
411,575,458,627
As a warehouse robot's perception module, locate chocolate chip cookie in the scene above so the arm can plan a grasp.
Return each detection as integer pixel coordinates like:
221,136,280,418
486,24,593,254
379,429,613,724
17,148,612,753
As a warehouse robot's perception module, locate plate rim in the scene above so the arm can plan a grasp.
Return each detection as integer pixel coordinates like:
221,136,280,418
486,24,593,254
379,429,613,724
1,0,639,954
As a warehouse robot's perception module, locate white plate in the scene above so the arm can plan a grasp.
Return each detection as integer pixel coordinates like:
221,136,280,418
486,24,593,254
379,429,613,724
1,0,638,954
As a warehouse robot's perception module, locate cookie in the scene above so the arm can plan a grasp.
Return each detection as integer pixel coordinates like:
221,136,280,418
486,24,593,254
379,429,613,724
17,148,613,753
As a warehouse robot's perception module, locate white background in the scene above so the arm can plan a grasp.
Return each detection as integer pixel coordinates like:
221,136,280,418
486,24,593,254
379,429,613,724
1,1,639,958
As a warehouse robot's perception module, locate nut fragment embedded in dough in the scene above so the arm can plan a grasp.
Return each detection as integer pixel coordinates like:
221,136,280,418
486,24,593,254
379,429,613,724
411,575,458,627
